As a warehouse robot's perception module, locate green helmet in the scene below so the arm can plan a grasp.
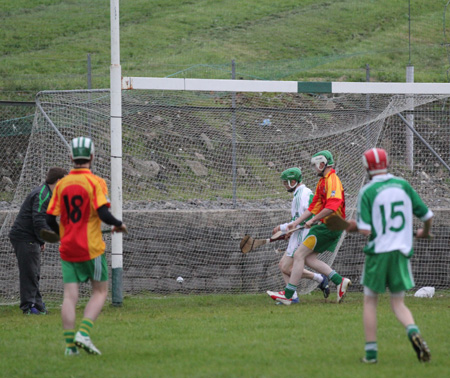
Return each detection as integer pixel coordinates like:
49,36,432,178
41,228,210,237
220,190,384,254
71,137,94,161
311,150,334,169
280,167,302,183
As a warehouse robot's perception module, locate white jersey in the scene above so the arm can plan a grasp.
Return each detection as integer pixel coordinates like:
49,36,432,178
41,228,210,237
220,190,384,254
357,174,433,256
280,184,314,256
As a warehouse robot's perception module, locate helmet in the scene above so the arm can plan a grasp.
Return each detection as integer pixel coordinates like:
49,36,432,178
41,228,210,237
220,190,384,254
362,148,388,175
71,137,94,161
280,167,302,183
311,150,334,170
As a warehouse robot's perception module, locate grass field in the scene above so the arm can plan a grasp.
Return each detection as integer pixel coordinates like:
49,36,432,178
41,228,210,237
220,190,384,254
1,292,449,378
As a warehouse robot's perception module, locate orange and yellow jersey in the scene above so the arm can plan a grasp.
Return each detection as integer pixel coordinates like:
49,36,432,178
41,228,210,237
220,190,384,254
47,168,110,262
308,169,345,223
92,174,109,199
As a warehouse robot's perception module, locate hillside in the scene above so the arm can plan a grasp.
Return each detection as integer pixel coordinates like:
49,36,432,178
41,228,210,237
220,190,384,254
0,0,449,101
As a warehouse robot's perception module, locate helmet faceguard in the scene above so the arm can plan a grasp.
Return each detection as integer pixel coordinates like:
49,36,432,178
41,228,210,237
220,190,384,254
311,150,334,176
280,167,302,191
362,148,389,176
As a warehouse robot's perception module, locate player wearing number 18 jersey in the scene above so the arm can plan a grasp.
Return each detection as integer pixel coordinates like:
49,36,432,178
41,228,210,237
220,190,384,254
346,148,433,364
47,168,109,262
46,137,127,357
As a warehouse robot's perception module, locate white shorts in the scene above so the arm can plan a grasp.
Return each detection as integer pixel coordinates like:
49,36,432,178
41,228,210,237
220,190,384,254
285,228,310,257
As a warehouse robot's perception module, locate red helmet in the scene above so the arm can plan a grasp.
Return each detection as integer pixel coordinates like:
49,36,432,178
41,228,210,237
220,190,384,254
362,148,389,175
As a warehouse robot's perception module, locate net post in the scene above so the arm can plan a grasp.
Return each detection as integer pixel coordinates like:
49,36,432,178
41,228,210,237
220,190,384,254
110,0,123,306
406,64,414,171
231,59,237,208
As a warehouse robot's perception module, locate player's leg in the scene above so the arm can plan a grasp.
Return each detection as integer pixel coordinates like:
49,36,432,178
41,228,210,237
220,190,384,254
84,279,108,321
303,224,350,302
388,252,431,362
304,254,330,298
362,287,378,363
74,255,108,355
279,253,292,284
283,244,312,301
62,282,80,356
12,240,41,314
267,251,300,303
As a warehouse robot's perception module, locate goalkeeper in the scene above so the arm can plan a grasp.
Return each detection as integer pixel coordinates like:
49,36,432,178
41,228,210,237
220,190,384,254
266,167,330,304
345,148,432,363
46,137,127,356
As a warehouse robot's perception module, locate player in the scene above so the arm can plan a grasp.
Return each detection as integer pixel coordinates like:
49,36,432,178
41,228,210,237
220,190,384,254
277,150,351,305
46,137,127,356
9,167,67,315
266,167,330,304
345,148,432,363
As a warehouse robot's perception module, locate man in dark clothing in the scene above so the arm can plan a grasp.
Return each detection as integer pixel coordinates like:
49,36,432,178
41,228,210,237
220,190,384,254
9,167,67,315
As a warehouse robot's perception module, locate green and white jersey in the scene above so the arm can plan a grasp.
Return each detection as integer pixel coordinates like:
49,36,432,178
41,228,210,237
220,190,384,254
357,174,433,257
280,184,314,254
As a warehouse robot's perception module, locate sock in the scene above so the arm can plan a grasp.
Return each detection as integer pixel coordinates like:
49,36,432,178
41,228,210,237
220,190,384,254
313,273,323,283
365,342,378,361
284,283,296,299
64,329,76,351
328,270,343,285
78,317,94,337
406,324,420,341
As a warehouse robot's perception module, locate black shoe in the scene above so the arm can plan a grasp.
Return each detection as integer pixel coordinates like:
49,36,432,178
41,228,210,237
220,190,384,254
410,333,431,362
318,274,330,298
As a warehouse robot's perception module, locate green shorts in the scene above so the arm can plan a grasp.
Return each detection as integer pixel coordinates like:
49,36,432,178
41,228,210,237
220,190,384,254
61,254,108,284
361,251,414,294
302,223,342,253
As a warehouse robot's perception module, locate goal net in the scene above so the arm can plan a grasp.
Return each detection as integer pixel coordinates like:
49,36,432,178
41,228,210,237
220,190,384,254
1,79,450,304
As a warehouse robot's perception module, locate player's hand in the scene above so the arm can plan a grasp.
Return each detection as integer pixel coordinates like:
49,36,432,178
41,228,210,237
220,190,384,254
415,228,433,239
112,223,128,234
345,219,358,233
272,225,280,235
40,244,45,252
287,223,297,231
305,219,316,229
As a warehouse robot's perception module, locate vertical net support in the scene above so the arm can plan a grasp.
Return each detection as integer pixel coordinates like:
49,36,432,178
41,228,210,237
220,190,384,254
110,0,123,306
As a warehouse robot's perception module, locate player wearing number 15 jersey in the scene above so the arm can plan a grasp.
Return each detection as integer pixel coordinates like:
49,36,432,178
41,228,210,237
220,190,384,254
46,137,127,357
346,148,433,364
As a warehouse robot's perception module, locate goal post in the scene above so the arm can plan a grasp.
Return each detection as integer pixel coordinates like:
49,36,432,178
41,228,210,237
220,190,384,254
1,79,450,305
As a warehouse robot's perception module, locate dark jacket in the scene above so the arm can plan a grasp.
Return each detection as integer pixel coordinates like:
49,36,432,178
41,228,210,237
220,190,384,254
9,184,53,245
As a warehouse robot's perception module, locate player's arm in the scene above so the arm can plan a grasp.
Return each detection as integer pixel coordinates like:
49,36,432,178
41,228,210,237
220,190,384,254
307,208,334,227
97,205,127,233
407,183,434,239
415,217,433,239
46,214,60,235
288,209,313,229
32,189,51,244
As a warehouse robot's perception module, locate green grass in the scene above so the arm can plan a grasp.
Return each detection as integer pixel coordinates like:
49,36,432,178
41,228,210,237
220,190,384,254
1,1,449,101
1,292,449,377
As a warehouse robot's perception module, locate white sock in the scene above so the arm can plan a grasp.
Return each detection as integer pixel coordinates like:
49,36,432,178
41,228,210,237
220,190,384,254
313,273,323,283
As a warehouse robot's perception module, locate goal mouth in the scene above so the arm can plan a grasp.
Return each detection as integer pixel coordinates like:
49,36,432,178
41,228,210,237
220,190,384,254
1,79,449,304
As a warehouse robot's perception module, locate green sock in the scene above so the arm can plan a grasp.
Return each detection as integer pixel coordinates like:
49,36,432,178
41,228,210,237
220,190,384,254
328,270,343,285
284,284,296,299
78,318,94,337
406,324,420,341
365,342,378,361
64,329,76,351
